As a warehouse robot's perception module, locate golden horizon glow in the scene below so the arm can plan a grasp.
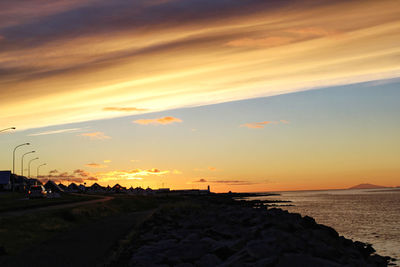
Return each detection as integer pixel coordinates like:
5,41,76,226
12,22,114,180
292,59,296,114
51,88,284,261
1,0,399,192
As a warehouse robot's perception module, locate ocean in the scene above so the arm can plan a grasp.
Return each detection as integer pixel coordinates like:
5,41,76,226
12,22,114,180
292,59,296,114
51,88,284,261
246,188,400,261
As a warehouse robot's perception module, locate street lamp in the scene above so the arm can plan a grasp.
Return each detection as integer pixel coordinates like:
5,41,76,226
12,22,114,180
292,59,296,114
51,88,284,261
28,157,39,178
37,163,47,179
13,143,30,174
36,163,47,179
0,127,16,133
21,151,35,177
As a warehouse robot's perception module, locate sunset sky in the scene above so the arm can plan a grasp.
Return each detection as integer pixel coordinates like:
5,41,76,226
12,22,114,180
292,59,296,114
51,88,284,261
0,0,399,192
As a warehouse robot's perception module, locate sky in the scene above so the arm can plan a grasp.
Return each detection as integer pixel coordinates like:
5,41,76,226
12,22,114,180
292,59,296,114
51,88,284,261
0,0,399,192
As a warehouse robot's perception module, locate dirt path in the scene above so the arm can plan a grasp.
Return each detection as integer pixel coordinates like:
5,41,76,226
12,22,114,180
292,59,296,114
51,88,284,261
0,209,156,267
0,196,113,218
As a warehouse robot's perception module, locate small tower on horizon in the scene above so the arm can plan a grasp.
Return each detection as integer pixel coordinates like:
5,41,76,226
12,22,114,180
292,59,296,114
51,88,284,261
207,185,210,192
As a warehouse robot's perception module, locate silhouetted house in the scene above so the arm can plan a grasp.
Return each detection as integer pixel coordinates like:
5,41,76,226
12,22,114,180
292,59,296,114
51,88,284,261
44,180,64,193
129,187,146,195
0,171,12,191
58,183,68,191
145,187,154,195
87,183,106,193
112,184,127,193
78,184,86,192
68,183,79,193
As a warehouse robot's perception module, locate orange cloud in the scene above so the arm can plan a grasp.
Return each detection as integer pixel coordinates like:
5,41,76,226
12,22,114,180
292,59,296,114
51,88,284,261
226,27,342,49
73,169,90,177
85,163,107,168
103,160,112,163
96,168,169,181
241,120,289,129
226,36,292,48
79,131,111,139
103,107,148,112
208,167,217,171
133,116,182,125
240,121,273,129
1,1,399,130
288,27,342,38
38,169,98,184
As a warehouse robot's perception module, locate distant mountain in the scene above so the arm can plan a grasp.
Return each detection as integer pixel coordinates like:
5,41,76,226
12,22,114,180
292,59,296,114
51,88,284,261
349,183,387,189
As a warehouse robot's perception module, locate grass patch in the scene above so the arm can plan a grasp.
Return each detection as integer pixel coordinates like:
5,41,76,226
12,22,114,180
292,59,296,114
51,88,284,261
0,195,163,255
0,192,98,213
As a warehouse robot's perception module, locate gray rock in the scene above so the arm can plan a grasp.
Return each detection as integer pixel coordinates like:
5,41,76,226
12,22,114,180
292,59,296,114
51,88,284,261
219,248,254,267
175,263,195,267
276,253,341,267
195,253,222,267
245,239,279,259
253,256,277,267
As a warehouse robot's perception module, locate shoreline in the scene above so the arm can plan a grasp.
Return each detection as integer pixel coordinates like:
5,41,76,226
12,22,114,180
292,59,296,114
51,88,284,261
113,195,395,266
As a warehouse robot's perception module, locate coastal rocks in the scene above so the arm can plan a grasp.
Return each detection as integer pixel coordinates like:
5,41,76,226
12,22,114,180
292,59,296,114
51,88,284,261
127,200,391,266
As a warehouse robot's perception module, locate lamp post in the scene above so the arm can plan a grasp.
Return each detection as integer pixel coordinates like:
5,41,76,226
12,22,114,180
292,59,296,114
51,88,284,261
0,127,16,133
21,151,35,177
37,163,46,179
28,157,39,178
13,143,30,174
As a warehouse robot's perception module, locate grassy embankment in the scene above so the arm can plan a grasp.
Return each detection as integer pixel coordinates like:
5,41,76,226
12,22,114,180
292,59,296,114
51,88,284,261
0,194,164,256
0,192,98,213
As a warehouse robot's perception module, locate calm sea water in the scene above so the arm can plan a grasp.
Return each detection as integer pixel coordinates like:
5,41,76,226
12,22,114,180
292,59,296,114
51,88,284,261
246,188,400,261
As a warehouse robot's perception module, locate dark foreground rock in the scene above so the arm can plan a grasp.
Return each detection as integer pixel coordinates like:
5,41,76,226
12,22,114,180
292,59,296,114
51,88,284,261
125,199,392,267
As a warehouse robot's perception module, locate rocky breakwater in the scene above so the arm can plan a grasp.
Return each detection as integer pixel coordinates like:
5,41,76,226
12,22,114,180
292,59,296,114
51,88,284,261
126,199,392,266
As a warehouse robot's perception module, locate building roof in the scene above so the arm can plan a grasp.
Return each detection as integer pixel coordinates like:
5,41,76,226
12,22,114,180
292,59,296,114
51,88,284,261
44,180,64,192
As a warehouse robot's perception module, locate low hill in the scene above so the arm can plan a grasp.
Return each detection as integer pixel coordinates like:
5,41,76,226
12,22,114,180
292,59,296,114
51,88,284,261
349,183,387,189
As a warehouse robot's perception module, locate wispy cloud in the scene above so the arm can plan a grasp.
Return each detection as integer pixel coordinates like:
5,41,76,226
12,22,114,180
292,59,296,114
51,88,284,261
103,160,112,163
133,116,182,125
85,163,108,168
73,169,90,177
78,132,111,140
96,168,169,181
28,128,81,136
192,178,255,185
226,37,292,48
1,0,399,130
38,169,98,184
241,120,289,129
103,107,148,112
